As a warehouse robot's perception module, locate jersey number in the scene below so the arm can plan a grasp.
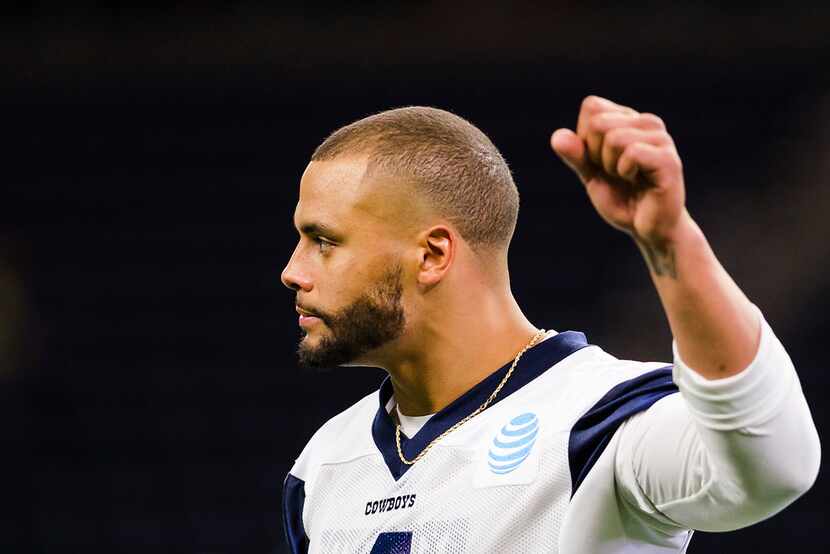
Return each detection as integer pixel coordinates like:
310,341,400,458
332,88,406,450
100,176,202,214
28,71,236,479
370,531,413,554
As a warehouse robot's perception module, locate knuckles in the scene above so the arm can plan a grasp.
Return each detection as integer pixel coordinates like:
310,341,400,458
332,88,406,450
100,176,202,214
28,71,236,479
650,146,683,172
585,112,610,133
603,128,628,150
640,113,666,130
576,98,682,176
583,111,667,134
668,150,683,171
581,95,603,112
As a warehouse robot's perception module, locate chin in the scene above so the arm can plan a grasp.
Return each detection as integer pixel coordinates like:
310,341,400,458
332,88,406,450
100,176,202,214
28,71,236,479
300,328,326,342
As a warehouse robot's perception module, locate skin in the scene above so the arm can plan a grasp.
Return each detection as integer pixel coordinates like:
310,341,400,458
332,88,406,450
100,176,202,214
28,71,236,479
281,156,538,416
552,95,759,377
283,95,761,418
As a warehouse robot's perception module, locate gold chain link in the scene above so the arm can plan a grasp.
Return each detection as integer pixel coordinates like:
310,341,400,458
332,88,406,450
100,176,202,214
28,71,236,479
395,328,547,466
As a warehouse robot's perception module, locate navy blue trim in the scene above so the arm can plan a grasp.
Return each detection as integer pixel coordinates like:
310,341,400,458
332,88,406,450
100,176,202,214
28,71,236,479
282,473,310,554
568,366,678,496
372,330,591,480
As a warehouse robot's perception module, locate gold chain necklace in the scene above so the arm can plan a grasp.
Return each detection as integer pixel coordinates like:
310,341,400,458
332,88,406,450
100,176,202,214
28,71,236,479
395,328,547,466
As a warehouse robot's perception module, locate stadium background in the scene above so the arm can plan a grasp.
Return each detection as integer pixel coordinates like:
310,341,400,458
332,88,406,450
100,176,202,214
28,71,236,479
5,2,829,552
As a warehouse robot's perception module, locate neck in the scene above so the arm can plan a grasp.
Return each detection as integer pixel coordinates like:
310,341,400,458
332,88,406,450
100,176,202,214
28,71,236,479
385,291,540,416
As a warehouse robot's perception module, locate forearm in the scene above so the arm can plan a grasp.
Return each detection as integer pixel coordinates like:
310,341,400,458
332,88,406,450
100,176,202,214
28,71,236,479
636,209,759,379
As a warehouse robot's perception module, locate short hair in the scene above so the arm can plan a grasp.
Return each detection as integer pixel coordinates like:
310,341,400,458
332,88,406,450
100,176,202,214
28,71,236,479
311,106,519,251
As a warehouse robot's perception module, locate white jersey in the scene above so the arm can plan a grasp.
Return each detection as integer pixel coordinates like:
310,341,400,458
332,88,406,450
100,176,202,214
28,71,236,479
283,309,820,553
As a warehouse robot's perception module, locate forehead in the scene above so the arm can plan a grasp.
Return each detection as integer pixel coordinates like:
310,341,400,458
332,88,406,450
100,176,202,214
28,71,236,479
295,158,421,235
298,158,368,212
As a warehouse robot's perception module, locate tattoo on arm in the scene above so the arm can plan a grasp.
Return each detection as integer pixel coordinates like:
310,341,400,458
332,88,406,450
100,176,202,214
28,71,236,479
637,240,678,279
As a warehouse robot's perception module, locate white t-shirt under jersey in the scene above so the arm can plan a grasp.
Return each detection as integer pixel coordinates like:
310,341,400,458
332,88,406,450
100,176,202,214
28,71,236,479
396,408,434,439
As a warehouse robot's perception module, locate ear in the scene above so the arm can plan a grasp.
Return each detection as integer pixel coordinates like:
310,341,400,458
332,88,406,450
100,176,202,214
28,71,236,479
416,225,455,287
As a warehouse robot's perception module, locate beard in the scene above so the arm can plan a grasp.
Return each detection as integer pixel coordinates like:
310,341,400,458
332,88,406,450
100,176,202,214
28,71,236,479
296,264,406,369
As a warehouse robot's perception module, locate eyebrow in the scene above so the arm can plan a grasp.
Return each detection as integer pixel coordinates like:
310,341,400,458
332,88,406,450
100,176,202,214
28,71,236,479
297,221,342,239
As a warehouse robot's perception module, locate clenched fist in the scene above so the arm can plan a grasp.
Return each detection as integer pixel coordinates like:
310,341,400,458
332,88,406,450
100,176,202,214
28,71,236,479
551,96,688,248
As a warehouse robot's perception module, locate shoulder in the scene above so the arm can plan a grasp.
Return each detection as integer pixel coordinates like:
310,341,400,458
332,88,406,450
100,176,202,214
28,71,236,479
456,339,674,447
533,341,672,413
549,343,678,495
565,342,669,379
289,388,380,482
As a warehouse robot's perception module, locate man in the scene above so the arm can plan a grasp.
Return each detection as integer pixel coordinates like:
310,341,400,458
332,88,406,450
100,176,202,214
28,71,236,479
280,97,820,553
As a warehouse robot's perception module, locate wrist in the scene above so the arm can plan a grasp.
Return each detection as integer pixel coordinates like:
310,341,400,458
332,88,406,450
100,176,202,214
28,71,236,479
633,210,703,279
633,209,699,250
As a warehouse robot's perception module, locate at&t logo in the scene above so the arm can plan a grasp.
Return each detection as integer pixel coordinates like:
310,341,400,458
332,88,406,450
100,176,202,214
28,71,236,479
487,412,539,474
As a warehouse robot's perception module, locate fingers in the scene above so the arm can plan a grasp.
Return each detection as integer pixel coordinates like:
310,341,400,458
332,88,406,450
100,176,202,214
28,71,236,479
555,95,680,190
576,96,636,139
569,96,675,185
601,127,672,178
618,141,682,183
584,111,666,165
551,128,592,182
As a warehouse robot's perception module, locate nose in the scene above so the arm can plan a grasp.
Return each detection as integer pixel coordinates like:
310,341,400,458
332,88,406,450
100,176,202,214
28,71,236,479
281,250,313,292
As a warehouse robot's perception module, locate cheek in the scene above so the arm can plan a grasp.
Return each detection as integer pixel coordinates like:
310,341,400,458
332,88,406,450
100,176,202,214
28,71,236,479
324,243,400,303
318,258,367,309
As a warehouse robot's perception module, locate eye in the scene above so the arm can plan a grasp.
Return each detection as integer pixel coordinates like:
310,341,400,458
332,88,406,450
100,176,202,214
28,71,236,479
315,237,335,254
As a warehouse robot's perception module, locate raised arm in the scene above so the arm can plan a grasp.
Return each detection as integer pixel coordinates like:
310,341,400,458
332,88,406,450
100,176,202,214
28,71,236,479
551,96,820,532
551,95,757,379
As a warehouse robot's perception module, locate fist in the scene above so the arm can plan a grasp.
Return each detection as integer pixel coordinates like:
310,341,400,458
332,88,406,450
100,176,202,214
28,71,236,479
551,96,687,245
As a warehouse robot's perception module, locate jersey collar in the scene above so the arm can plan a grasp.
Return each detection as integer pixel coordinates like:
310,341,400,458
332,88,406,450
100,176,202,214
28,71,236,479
371,330,590,480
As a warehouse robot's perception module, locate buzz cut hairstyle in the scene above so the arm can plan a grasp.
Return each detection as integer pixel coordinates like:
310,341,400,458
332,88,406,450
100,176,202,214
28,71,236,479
311,106,520,251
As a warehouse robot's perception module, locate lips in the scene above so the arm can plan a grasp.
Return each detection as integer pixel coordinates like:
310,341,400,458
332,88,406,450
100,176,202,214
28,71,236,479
296,304,324,328
296,305,318,317
298,314,322,329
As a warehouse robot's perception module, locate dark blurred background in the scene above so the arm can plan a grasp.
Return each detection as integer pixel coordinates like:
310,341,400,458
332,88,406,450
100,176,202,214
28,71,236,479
5,1,829,552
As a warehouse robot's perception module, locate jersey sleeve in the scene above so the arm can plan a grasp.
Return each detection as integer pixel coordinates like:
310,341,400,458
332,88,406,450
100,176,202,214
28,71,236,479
614,306,821,532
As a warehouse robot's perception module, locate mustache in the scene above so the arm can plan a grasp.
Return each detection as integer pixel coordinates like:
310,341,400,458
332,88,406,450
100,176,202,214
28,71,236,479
296,301,329,321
